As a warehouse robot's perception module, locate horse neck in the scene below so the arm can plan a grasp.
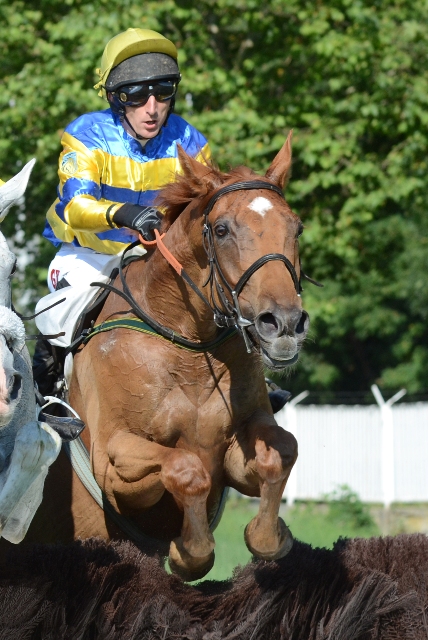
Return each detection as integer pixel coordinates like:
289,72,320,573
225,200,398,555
127,217,218,342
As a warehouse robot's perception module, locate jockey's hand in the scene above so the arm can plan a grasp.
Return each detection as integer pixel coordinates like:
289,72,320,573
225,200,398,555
113,203,162,241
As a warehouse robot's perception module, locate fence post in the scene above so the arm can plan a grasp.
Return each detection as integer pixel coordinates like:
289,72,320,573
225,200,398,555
371,384,406,508
283,391,310,506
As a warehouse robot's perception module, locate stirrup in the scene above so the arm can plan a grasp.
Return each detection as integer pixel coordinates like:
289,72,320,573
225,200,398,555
38,412,85,442
37,394,85,442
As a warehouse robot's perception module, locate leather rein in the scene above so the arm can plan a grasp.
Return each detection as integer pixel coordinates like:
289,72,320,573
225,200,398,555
92,179,321,354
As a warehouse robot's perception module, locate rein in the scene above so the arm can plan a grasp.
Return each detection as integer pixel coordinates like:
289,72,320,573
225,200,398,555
89,239,238,353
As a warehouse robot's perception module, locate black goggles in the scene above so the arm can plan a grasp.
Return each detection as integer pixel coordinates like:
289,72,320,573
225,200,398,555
114,80,177,107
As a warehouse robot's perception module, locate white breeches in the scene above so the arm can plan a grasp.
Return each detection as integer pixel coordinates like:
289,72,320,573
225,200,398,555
47,244,122,293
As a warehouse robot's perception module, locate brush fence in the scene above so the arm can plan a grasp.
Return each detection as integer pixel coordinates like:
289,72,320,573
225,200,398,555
276,402,428,505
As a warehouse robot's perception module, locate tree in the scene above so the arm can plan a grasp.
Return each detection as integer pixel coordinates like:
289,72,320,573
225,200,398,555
0,0,427,394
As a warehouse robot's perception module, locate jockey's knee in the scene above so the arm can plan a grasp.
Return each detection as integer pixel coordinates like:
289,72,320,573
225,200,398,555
162,450,211,499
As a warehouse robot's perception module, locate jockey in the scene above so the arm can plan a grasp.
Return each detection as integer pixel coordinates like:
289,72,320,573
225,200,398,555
33,28,210,396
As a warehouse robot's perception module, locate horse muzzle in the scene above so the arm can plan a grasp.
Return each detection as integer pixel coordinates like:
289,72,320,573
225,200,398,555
252,307,310,371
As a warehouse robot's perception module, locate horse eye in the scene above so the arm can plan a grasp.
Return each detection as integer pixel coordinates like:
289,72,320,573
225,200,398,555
214,224,228,238
297,223,304,238
10,260,17,276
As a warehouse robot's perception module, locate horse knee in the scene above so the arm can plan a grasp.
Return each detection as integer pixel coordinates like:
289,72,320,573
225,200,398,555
162,451,211,500
255,430,297,484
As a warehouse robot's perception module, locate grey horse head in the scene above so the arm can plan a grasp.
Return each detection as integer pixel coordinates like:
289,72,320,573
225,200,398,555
0,160,37,448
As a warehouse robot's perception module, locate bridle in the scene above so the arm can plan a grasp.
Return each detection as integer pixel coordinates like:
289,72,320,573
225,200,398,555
91,179,321,354
200,180,304,352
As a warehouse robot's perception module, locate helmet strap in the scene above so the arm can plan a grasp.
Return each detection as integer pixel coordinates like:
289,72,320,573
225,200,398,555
164,96,175,126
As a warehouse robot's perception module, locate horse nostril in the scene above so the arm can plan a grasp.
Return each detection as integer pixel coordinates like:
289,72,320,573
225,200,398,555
295,310,309,335
9,373,22,401
257,313,280,337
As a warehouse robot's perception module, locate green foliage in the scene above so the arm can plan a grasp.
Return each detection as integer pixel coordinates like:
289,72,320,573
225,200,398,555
323,484,377,530
0,0,427,393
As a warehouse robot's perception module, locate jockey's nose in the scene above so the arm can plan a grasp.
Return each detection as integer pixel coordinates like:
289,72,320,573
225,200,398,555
145,95,158,114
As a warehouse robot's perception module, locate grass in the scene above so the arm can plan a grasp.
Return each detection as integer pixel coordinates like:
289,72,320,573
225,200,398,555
200,486,380,582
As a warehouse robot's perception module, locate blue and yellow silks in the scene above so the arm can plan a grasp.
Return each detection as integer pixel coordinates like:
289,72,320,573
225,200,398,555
43,109,210,254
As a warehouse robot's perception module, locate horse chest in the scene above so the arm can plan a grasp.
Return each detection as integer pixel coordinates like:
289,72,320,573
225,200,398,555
148,378,236,449
81,333,265,452
157,352,251,445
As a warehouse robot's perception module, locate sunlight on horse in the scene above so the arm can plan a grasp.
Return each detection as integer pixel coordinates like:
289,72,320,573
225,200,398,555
24,134,309,580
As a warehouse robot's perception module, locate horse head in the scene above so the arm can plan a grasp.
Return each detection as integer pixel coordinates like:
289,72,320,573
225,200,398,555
0,159,35,425
158,132,309,371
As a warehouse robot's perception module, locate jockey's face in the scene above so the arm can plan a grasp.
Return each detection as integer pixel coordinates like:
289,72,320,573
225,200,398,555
125,95,170,140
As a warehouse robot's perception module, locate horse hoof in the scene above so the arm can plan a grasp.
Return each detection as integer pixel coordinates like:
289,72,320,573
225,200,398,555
168,538,215,582
244,517,293,561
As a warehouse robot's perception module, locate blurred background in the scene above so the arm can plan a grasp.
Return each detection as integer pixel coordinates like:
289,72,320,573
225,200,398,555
1,0,428,580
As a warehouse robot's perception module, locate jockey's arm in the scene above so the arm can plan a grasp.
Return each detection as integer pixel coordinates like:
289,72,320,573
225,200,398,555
53,132,122,234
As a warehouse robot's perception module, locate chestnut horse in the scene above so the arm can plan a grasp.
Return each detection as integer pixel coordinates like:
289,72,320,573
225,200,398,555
21,133,310,580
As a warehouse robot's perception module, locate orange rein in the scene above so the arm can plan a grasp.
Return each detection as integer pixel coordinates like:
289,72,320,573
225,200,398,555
139,229,183,276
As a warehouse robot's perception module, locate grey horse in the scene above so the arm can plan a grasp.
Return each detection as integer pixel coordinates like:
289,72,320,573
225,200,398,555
0,160,61,543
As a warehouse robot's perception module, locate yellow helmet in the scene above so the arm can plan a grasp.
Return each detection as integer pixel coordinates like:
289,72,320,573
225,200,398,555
94,28,180,98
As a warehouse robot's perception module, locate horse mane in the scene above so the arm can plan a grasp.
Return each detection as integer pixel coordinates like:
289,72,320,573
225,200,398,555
156,162,262,228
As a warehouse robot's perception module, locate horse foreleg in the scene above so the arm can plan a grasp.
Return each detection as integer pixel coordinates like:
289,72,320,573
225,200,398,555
224,410,297,561
107,432,214,580
162,448,215,580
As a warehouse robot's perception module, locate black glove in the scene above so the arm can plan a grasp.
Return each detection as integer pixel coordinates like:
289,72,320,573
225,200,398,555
112,203,162,241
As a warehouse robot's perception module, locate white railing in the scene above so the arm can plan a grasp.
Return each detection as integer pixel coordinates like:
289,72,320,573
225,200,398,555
276,386,428,505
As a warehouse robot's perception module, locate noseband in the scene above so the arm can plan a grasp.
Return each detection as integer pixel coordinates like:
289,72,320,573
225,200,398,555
90,180,321,354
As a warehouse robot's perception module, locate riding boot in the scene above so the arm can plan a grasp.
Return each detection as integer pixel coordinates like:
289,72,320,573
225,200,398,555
266,378,292,414
32,337,65,398
33,275,71,398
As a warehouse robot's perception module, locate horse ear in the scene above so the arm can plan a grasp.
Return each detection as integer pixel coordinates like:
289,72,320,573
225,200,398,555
177,145,220,193
0,158,36,223
265,130,293,190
